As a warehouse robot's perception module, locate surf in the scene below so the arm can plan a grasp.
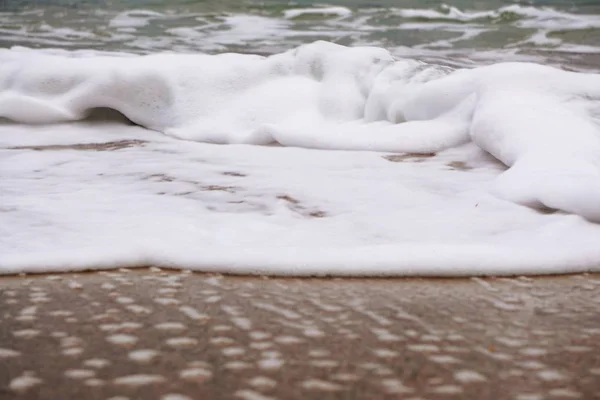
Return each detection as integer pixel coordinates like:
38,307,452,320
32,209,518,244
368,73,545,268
2,41,600,221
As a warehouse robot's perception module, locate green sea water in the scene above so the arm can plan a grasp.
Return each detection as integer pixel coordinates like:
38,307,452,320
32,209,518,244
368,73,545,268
1,0,599,70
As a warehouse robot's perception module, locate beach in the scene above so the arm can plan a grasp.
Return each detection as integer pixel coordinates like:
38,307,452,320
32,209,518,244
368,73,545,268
1,269,600,399
2,1,600,397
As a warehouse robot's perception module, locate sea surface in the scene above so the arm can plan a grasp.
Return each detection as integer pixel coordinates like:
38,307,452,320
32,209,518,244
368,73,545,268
1,0,600,71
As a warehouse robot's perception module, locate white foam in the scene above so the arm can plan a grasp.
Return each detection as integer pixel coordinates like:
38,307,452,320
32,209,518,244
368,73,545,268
396,5,497,21
284,7,352,20
397,4,600,30
109,10,165,28
1,42,600,276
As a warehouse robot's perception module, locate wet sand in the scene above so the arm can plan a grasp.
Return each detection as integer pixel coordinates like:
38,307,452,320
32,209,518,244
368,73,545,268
1,269,600,399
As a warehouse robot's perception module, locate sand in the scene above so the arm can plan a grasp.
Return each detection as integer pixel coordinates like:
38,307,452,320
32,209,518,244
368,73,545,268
1,269,599,399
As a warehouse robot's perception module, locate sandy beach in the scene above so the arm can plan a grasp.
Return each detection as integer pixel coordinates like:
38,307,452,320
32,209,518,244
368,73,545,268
1,270,599,399
2,1,600,398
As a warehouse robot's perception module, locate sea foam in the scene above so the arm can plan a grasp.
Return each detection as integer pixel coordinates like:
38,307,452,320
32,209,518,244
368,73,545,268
1,41,600,276
2,41,599,220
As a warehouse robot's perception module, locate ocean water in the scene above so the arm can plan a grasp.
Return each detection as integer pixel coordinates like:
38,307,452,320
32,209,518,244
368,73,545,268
1,0,600,70
1,1,600,276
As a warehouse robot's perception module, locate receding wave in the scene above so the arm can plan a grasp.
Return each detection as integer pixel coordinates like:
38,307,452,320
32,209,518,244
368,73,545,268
1,41,600,276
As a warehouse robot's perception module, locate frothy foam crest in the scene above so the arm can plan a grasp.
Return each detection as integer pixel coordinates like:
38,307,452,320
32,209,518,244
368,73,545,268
396,5,499,21
284,6,352,19
396,4,600,28
1,41,600,222
2,42,600,277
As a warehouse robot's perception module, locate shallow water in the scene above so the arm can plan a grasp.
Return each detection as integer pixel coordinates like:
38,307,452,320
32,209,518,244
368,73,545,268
1,0,600,71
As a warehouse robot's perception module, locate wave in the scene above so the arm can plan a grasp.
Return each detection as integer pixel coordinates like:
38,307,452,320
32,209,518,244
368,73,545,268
283,6,352,19
2,41,600,277
1,3,600,62
396,4,600,29
2,42,600,223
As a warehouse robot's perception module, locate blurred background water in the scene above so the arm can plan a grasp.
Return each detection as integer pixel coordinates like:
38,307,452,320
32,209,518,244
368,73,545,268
0,0,599,71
